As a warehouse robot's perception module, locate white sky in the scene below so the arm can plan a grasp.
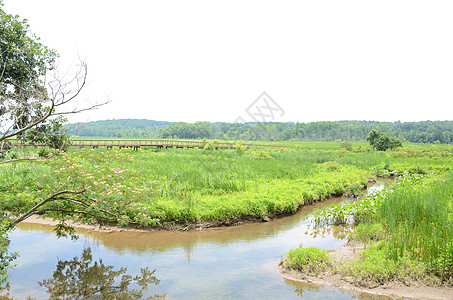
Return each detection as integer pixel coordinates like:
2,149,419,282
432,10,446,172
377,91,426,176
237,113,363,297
3,0,453,123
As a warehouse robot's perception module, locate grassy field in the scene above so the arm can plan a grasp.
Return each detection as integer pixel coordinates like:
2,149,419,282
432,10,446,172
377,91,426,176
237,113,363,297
1,142,452,229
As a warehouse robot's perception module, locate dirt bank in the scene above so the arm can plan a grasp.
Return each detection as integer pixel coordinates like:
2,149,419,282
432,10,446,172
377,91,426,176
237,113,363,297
19,214,284,232
19,215,154,232
279,242,453,300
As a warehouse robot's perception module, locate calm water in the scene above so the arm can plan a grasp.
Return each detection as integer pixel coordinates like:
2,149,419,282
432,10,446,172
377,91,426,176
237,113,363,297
3,182,389,299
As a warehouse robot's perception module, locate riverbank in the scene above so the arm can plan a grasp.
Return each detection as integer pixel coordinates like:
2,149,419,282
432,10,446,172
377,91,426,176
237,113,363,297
18,184,369,232
279,241,453,300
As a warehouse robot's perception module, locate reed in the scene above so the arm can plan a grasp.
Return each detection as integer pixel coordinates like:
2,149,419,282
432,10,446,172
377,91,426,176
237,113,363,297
376,172,453,280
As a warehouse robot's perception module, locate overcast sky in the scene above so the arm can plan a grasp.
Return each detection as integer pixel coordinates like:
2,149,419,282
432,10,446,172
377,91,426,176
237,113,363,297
3,0,453,123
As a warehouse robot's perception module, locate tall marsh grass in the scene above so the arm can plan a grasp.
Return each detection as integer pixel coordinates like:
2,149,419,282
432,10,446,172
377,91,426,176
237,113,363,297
311,172,453,284
377,172,453,280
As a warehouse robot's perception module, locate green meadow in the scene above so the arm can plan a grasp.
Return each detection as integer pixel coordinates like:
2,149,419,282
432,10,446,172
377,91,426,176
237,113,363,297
1,142,451,228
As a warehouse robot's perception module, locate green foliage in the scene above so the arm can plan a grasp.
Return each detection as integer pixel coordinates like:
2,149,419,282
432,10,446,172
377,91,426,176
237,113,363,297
1,3,72,156
0,4,56,98
322,161,341,171
252,150,274,160
374,132,390,151
351,223,385,242
283,245,331,275
376,173,453,281
234,140,247,156
310,171,453,285
0,219,18,288
0,149,163,236
312,174,428,227
367,129,402,151
65,119,453,144
0,4,60,287
342,241,398,286
25,114,71,151
0,4,60,143
389,137,402,149
340,141,353,151
203,139,217,151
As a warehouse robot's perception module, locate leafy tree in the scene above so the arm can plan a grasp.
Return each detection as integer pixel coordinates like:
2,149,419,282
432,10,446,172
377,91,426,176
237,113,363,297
1,3,57,149
389,137,403,150
0,2,106,155
66,119,453,144
374,132,390,151
367,129,402,151
0,2,106,286
366,129,381,151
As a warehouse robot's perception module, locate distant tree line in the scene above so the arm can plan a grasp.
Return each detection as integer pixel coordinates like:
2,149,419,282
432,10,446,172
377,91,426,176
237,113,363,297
64,119,453,144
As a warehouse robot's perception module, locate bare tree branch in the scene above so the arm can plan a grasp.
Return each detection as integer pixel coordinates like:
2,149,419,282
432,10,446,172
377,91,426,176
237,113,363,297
0,157,48,165
33,209,115,223
12,190,85,225
0,60,109,145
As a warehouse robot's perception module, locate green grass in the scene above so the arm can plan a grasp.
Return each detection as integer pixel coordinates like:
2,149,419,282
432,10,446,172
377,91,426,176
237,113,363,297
376,173,453,281
122,147,370,223
282,245,332,275
1,142,452,229
303,170,453,286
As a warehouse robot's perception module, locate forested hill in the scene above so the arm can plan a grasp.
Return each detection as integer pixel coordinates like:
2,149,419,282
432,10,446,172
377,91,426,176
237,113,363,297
65,119,170,137
64,119,453,144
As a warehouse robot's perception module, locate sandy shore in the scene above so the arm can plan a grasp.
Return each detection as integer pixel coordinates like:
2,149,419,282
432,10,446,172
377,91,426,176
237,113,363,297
279,242,453,300
19,215,151,232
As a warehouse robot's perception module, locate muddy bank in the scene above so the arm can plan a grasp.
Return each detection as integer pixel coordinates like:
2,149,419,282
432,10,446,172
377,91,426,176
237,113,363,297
20,211,326,233
279,242,453,300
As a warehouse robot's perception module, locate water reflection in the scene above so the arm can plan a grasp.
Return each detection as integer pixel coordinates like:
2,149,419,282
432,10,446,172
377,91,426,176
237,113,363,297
17,194,352,257
284,279,390,300
4,180,392,299
286,279,320,297
307,225,354,240
38,248,164,300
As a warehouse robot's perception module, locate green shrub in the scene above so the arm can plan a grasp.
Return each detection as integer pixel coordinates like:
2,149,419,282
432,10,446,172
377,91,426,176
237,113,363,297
203,140,216,151
340,141,353,151
252,150,273,160
234,140,247,156
284,245,331,275
322,161,341,171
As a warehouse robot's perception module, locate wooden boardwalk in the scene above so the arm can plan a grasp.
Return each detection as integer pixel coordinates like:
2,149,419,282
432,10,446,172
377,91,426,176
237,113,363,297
6,139,289,150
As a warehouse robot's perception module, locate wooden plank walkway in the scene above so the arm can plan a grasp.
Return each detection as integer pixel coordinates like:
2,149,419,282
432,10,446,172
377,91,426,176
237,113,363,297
6,139,289,150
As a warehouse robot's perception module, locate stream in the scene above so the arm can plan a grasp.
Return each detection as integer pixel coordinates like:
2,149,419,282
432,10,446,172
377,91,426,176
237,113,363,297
3,182,389,299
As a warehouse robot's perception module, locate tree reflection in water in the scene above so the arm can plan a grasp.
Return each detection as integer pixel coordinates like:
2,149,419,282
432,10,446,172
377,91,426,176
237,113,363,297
38,248,164,299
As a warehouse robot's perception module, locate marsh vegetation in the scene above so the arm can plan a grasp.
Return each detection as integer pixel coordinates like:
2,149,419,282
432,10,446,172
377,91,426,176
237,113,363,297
282,153,453,289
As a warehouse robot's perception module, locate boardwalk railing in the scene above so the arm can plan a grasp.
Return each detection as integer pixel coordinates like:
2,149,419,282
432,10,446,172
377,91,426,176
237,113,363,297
5,139,289,150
